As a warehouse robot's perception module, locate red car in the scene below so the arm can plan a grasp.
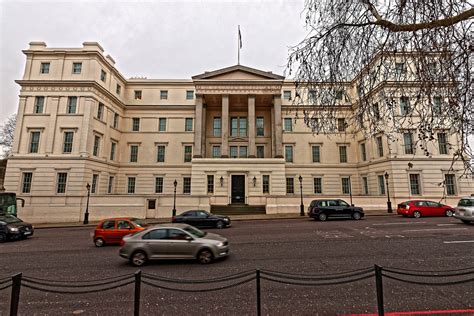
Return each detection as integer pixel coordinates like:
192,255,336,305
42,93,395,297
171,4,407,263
93,217,146,247
397,200,454,218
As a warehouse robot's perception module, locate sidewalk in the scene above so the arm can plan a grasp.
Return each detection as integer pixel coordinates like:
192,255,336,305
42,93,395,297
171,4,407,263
33,209,397,229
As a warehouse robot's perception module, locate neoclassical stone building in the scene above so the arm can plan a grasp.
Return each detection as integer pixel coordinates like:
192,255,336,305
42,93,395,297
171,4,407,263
4,42,473,223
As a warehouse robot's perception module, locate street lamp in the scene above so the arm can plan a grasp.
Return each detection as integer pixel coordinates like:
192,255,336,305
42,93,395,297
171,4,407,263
172,179,177,217
298,175,304,216
348,176,353,206
384,172,393,213
83,183,91,224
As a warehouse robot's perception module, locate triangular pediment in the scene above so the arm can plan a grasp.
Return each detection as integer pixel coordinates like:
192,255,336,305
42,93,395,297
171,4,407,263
192,65,285,80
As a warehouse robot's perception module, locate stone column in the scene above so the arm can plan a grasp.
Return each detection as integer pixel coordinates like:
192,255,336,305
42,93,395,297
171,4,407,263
12,96,27,154
221,95,229,157
201,105,206,157
45,96,60,154
193,95,203,158
79,98,94,156
248,95,256,158
274,94,283,158
271,105,276,158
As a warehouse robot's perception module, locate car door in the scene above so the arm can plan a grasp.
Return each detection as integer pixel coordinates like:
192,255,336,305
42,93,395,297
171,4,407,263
429,201,445,216
195,211,211,227
183,211,198,227
327,200,340,217
142,228,170,259
166,228,196,258
337,200,352,217
117,220,134,241
100,220,117,244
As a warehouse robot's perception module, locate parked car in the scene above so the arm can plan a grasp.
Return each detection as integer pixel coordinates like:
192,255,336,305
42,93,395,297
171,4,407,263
93,217,146,247
307,199,364,221
172,210,231,229
397,200,454,218
0,215,34,242
119,223,229,266
454,196,474,224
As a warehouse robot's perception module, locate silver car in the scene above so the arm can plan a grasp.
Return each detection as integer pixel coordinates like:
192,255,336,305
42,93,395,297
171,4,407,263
454,196,474,224
119,223,229,266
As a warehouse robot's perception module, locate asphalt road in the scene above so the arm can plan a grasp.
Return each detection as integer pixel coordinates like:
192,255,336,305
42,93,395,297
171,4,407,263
1,215,473,315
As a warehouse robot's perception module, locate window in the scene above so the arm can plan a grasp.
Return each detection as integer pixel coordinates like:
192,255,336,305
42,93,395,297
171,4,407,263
432,96,441,115
134,90,142,100
308,89,317,102
362,177,369,195
100,69,107,82
97,103,104,120
63,131,74,153
257,146,265,158
438,132,448,154
373,103,380,119
67,97,77,114
212,146,221,158
341,177,351,194
116,84,121,95
157,145,166,162
283,90,291,100
378,175,385,195
213,117,221,136
337,118,346,132
186,90,194,100
207,175,214,194
72,62,82,74
360,143,367,161
91,174,98,194
34,96,44,114
183,177,191,194
239,146,247,158
284,118,293,132
155,177,163,193
160,90,168,100
285,145,293,163
130,145,138,162
184,145,192,162
339,145,347,163
313,177,322,194
262,175,270,193
29,132,40,153
113,113,119,128
56,173,67,193
110,142,117,161
403,132,414,154
335,90,343,100
376,136,384,157
132,118,140,131
286,177,294,194
143,229,167,240
409,174,421,195
312,146,320,163
148,200,156,210
256,117,264,136
22,172,33,193
127,177,136,194
93,136,100,157
400,97,410,115
108,176,114,194
159,118,167,132
444,174,456,196
395,62,406,77
40,62,50,74
239,117,247,136
185,118,193,132
231,118,238,136
230,146,238,158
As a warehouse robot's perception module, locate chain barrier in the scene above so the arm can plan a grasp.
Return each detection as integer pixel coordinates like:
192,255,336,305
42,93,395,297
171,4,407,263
142,275,255,293
22,272,133,284
22,275,134,288
0,278,12,286
260,273,374,286
260,267,374,281
382,273,474,286
21,279,135,294
385,265,474,274
0,282,12,291
142,269,255,284
383,267,474,277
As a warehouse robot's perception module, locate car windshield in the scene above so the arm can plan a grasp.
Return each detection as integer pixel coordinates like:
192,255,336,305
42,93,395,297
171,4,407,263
339,200,349,206
131,218,147,227
183,226,206,238
0,215,21,224
458,199,474,207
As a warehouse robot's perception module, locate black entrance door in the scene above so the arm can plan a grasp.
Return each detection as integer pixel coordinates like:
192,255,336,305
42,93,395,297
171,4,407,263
231,175,245,204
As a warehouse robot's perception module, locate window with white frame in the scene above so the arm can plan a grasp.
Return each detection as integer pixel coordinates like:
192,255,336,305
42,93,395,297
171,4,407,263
155,177,164,193
230,117,247,137
362,176,369,195
213,117,221,136
284,118,293,132
110,141,117,161
97,103,104,120
183,177,191,194
159,118,167,132
63,131,74,153
341,177,351,194
113,113,119,129
378,175,385,195
239,146,247,158
432,96,442,115
56,172,67,194
93,136,100,157
116,84,121,95
444,174,456,196
127,177,136,194
72,62,82,74
132,118,140,132
376,136,384,157
207,175,214,194
22,172,33,193
403,132,414,154
409,174,421,195
438,132,448,155
230,146,238,158
285,145,293,163
256,117,264,136
186,90,194,100
108,176,114,194
373,103,380,119
134,90,142,100
283,90,291,100
185,118,193,132
286,177,294,194
130,145,138,162
360,143,367,161
257,146,264,158
34,96,44,114
29,131,40,153
40,62,50,74
312,145,320,163
212,146,221,158
400,97,410,115
100,69,107,82
337,118,346,132
160,90,168,100
339,145,348,163
91,174,98,194
184,145,192,162
67,97,77,114
395,62,406,78
313,177,322,194
262,175,270,194
157,145,166,162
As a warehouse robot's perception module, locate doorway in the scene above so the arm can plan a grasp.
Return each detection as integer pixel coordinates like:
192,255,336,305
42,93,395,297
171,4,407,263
231,175,245,204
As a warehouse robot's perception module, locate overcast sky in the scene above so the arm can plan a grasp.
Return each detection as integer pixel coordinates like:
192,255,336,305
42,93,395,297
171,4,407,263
0,0,307,122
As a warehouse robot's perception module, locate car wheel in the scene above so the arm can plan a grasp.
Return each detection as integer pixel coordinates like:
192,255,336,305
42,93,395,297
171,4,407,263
94,238,105,247
413,211,422,218
130,251,147,267
197,249,213,264
461,220,471,224
318,213,328,221
352,212,362,220
216,220,225,229
0,233,6,243
445,209,454,217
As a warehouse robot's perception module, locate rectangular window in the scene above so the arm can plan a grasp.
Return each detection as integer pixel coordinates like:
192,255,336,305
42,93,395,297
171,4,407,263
438,132,448,155
22,172,33,193
262,175,270,194
212,146,221,158
72,62,82,74
34,96,45,114
132,118,140,132
360,143,367,161
339,145,348,163
207,175,214,194
400,97,410,115
444,174,456,196
230,146,238,158
157,145,166,162
40,62,50,74
213,117,221,136
257,146,265,158
56,172,67,193
63,131,74,153
286,177,294,194
113,113,119,128
256,117,264,136
67,97,77,114
184,145,192,162
160,90,168,100
341,177,351,194
108,176,114,194
283,90,291,100
403,132,414,154
284,118,293,132
409,174,421,195
130,145,138,162
285,145,293,163
134,90,142,100
93,136,101,157
159,118,167,132
91,174,98,194
313,177,322,194
110,142,116,161
183,177,191,194
29,132,40,153
185,118,193,132
97,103,104,120
127,177,136,194
378,175,386,195
337,118,346,132
432,96,441,115
100,69,107,82
116,84,121,95
312,146,320,163
308,89,317,103
362,177,369,195
335,90,343,100
376,136,384,157
373,103,380,119
239,146,247,158
186,90,194,100
155,177,163,194
395,62,406,77
231,117,238,136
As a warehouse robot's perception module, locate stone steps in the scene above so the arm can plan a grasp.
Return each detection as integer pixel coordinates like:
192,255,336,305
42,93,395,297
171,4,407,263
210,204,266,215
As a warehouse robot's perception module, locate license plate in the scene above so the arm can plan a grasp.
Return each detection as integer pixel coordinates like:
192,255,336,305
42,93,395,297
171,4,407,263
24,232,31,235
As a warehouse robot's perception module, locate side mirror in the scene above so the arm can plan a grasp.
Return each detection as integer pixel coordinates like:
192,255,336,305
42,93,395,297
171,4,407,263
185,235,193,241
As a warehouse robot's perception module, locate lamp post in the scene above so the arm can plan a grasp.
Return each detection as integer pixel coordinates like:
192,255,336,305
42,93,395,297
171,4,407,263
384,172,393,213
298,175,304,216
349,176,353,206
83,183,90,224
172,179,177,217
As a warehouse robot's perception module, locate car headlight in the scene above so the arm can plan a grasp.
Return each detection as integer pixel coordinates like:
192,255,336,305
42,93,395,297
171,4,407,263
8,227,19,232
224,218,229,222
217,242,225,247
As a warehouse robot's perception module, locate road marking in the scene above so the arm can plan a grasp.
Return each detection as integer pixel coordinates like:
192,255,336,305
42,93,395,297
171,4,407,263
437,223,457,226
344,308,474,315
385,235,405,238
443,240,474,244
372,222,427,226
403,228,468,232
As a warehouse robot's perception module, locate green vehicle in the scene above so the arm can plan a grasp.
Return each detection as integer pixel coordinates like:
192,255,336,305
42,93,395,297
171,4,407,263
0,192,25,216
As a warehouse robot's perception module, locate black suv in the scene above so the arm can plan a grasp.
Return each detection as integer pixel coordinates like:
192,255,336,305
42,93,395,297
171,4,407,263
0,215,34,242
308,199,364,221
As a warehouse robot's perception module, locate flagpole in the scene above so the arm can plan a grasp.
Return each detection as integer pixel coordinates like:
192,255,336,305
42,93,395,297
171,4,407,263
238,25,240,65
